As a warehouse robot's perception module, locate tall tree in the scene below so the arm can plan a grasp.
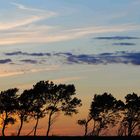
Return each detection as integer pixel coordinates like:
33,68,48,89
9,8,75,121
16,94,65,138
31,81,50,136
118,93,140,136
45,82,82,136
16,89,35,136
0,88,18,136
89,93,123,136
17,81,49,136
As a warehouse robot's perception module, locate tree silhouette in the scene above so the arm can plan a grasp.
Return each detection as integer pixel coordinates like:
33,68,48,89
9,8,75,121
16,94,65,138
118,93,140,136
89,93,123,136
45,82,82,136
0,88,18,136
16,89,35,136
31,81,51,136
16,81,51,136
77,115,92,136
2,80,140,136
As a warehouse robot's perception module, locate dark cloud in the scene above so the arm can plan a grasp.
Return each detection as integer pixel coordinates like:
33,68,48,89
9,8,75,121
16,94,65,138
94,36,139,40
112,43,136,46
20,59,38,64
0,59,12,64
5,51,74,57
66,51,140,65
54,52,73,56
5,51,51,56
3,51,140,66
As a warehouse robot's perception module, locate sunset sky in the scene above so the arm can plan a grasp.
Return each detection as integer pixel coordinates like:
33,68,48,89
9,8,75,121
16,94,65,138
0,0,140,136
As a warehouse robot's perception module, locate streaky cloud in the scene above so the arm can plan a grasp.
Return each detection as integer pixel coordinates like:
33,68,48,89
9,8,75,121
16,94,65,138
112,43,136,46
0,65,60,78
3,51,140,66
0,59,12,64
0,24,140,45
54,52,73,56
52,76,84,84
66,51,140,65
94,36,139,40
0,71,24,77
11,2,57,17
20,59,38,64
0,16,46,31
11,2,46,12
5,51,51,56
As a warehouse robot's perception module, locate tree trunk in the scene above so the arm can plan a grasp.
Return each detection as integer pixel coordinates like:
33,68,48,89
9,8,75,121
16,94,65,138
128,128,132,136
96,127,101,136
128,118,133,136
17,118,24,136
34,117,39,136
84,117,92,136
26,127,35,136
128,123,132,136
95,121,102,136
46,111,53,136
2,112,8,136
91,120,96,136
2,120,6,136
84,123,88,136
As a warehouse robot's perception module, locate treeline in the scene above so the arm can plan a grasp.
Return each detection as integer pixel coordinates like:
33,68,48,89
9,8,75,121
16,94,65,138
0,81,81,136
0,80,140,136
78,92,140,136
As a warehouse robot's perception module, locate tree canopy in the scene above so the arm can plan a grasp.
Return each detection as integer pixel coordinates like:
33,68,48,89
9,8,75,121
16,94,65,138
0,81,140,136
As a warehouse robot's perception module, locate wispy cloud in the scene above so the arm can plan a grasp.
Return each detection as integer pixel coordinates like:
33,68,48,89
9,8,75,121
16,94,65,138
0,2,139,45
11,2,46,12
112,43,136,46
0,24,139,45
0,16,46,31
52,76,84,84
5,51,51,56
20,59,38,64
0,1,139,46
0,65,60,78
0,2,57,32
94,36,139,40
10,2,57,18
0,71,24,77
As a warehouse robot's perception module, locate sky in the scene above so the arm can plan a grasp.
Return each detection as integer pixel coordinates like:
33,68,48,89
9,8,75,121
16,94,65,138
0,0,140,136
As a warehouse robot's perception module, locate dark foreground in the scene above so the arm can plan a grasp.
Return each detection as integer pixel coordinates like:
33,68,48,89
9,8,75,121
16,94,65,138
0,136,140,140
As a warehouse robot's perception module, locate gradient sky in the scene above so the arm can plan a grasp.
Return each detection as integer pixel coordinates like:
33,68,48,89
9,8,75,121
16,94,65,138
0,0,140,136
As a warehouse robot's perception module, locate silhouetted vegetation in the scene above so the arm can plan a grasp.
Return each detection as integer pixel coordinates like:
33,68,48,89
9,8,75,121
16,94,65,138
78,93,140,136
77,115,92,136
45,82,82,136
0,80,81,136
118,93,140,136
0,88,18,136
0,81,140,136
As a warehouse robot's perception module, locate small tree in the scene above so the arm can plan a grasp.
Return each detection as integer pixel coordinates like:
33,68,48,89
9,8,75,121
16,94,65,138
77,115,92,136
118,93,140,136
45,82,82,136
0,88,18,136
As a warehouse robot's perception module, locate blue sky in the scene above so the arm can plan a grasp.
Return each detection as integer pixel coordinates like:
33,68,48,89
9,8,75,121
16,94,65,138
0,0,140,90
0,0,140,136
0,0,140,45
0,0,140,87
